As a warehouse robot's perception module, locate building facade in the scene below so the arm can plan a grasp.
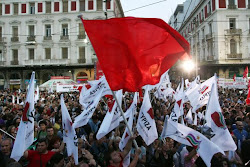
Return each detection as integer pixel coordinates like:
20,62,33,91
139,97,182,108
0,0,124,90
169,0,250,80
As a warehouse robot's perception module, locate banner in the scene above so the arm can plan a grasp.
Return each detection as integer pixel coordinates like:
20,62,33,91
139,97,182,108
218,77,246,89
56,84,83,92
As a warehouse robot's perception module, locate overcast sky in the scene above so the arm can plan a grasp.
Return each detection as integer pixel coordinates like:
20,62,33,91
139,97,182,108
120,0,186,23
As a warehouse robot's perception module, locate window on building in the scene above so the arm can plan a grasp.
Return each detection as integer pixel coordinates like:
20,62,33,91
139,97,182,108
209,23,212,34
230,39,237,54
79,23,85,39
0,27,2,39
14,3,18,15
79,47,86,61
202,28,205,39
45,25,51,37
54,2,59,12
229,0,235,5
208,1,211,14
62,48,68,59
38,3,43,12
13,49,18,61
201,9,204,20
62,24,68,36
29,49,34,59
0,4,2,15
63,1,68,12
46,2,51,13
12,26,18,37
30,3,35,14
0,50,3,61
45,48,51,59
106,0,111,9
97,0,102,10
229,18,236,29
5,4,10,14
29,25,35,36
22,4,26,13
238,0,246,8
88,0,94,10
71,1,76,11
80,0,85,11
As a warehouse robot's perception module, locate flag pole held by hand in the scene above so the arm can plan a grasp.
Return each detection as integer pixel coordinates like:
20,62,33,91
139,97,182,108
111,90,139,150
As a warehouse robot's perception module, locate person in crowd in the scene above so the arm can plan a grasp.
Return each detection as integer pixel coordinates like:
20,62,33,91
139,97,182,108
233,121,248,152
1,138,13,157
23,138,55,167
37,120,47,140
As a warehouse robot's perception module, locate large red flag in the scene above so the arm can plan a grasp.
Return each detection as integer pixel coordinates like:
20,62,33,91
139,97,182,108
81,17,190,92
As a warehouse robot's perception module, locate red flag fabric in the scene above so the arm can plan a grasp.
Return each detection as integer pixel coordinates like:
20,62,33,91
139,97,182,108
243,66,248,79
233,74,236,82
246,87,250,105
81,17,190,92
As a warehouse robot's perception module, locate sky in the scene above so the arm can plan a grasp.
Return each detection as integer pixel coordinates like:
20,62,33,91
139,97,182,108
120,0,186,23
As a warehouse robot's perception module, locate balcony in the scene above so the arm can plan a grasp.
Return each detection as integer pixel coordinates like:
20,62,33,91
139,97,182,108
227,53,242,59
24,59,71,66
11,60,19,65
11,37,19,42
44,36,52,40
78,58,86,64
0,61,5,66
60,35,69,40
225,29,242,35
207,56,214,61
206,33,213,40
27,36,36,41
78,35,85,39
228,5,236,9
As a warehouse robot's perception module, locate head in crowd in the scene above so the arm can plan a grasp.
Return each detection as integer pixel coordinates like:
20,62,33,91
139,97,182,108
37,138,48,154
1,138,13,156
39,120,47,131
46,152,64,167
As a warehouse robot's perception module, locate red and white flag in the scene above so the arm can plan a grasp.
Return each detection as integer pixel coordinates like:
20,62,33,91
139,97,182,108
79,76,111,108
243,66,248,79
81,17,190,92
136,86,158,145
61,94,78,165
73,87,104,129
205,83,237,151
246,87,250,105
187,75,216,111
11,72,35,161
233,74,236,82
119,92,138,122
170,120,224,167
96,90,123,140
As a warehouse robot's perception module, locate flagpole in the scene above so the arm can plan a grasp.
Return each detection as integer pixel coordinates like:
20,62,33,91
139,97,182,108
0,128,15,140
111,90,139,150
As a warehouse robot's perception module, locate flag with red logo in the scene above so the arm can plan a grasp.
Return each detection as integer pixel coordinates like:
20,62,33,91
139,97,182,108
243,66,248,79
81,17,190,92
170,120,224,167
73,87,104,129
11,72,35,161
79,76,111,108
96,90,123,140
61,94,78,165
187,75,216,111
136,86,157,145
205,83,237,151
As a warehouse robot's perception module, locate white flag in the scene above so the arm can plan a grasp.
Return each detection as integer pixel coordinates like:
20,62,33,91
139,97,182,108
185,109,193,124
187,75,216,111
119,92,138,122
79,76,111,108
34,85,39,103
12,95,15,104
96,90,123,140
205,83,237,151
161,116,191,146
170,120,224,167
61,94,78,165
11,72,35,161
136,87,158,146
73,87,104,129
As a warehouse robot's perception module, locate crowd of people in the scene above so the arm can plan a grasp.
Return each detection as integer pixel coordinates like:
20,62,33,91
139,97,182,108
0,83,250,167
